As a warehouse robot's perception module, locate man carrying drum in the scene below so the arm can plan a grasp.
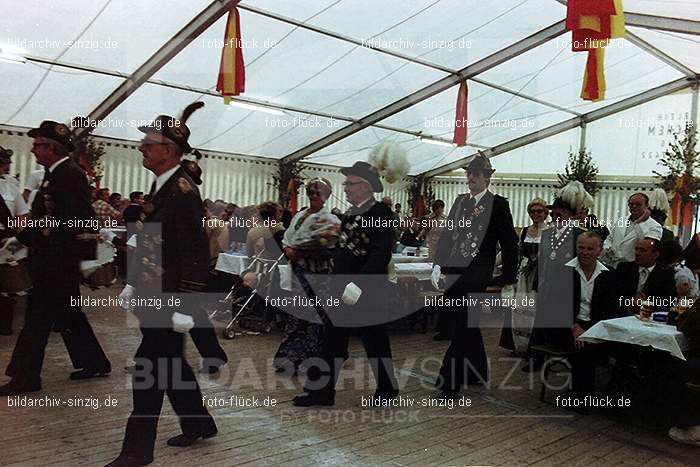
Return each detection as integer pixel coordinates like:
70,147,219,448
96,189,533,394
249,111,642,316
0,146,29,335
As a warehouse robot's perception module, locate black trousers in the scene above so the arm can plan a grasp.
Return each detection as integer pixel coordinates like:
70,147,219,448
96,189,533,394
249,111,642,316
436,280,489,392
120,328,215,461
189,308,227,364
0,296,15,333
304,323,398,396
6,274,110,383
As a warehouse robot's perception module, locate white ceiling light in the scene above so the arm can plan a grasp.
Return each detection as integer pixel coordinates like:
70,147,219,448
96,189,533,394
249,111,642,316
0,49,26,64
419,136,457,148
228,101,284,115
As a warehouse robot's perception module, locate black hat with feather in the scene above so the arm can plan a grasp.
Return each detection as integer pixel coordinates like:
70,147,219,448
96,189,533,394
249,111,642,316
138,101,204,153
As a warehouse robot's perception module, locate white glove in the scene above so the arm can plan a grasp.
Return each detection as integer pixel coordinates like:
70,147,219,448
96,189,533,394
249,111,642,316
341,282,362,305
431,265,442,290
501,284,515,299
119,284,136,311
0,236,23,251
172,312,195,333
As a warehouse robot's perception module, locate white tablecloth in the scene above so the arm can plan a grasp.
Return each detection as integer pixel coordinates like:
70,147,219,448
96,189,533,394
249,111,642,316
392,254,430,264
389,262,433,283
579,316,689,360
215,253,291,291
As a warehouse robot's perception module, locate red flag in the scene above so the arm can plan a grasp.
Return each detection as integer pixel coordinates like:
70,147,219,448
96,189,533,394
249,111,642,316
287,179,297,215
452,81,468,147
217,7,245,102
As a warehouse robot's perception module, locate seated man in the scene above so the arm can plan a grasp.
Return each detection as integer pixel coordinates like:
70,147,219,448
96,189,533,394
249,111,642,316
615,238,676,315
565,231,616,394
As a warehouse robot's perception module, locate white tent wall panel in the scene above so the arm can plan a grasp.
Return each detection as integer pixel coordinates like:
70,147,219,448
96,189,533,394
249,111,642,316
432,176,656,228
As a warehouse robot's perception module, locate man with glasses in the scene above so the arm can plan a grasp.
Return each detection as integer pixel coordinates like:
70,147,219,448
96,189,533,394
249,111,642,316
107,103,217,467
293,161,399,407
602,192,662,269
0,121,111,396
431,155,519,398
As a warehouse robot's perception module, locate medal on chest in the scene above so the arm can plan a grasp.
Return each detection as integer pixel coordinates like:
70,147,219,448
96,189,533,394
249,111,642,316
549,226,572,260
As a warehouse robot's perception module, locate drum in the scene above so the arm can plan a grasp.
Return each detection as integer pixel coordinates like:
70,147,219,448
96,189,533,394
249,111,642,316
0,243,32,297
82,241,117,288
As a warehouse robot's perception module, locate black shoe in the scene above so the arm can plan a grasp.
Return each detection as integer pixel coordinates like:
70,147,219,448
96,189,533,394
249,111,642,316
373,388,399,400
166,428,218,447
200,358,227,374
292,392,335,407
433,333,451,341
70,368,111,380
0,378,41,396
104,454,152,467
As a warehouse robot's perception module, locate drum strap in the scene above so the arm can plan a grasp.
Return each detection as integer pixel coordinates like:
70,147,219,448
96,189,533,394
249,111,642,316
0,192,16,239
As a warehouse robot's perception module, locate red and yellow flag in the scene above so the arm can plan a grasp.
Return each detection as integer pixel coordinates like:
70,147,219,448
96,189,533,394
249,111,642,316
566,0,625,102
217,6,245,102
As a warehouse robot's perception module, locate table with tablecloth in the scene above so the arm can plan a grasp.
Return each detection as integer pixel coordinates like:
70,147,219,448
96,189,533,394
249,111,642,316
579,316,689,360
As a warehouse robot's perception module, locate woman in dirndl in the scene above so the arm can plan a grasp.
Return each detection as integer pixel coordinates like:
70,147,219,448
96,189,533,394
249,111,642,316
273,178,340,374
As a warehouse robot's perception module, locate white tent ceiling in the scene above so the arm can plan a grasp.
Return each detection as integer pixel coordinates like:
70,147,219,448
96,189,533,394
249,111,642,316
1,0,698,176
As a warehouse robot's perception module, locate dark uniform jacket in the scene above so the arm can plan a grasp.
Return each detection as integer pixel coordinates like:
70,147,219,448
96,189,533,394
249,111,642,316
434,191,518,287
129,167,208,326
615,261,676,313
17,158,97,279
330,199,393,326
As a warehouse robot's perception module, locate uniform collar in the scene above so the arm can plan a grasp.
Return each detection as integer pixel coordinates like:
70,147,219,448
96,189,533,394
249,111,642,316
154,165,180,195
48,156,69,173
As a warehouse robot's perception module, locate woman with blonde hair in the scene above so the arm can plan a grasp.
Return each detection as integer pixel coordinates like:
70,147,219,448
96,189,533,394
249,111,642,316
499,197,548,354
273,178,340,374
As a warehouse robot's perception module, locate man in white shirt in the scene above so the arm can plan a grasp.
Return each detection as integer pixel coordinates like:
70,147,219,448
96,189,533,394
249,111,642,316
565,231,615,395
602,192,662,268
0,146,29,334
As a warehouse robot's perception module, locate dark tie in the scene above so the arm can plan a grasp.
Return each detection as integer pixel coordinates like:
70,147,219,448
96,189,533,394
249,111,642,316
147,181,156,198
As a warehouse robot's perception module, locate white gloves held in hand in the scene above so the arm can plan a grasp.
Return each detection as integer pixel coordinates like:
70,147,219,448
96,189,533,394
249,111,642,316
500,284,515,299
172,312,195,333
341,282,362,305
430,265,443,290
119,284,136,311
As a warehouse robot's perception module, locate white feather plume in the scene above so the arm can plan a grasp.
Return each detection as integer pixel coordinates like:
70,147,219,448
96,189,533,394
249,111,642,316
368,142,410,184
649,188,670,212
559,181,592,212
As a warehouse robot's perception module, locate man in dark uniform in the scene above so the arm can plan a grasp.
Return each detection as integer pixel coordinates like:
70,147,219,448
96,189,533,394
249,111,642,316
0,121,111,396
293,161,399,406
431,155,519,397
106,103,217,467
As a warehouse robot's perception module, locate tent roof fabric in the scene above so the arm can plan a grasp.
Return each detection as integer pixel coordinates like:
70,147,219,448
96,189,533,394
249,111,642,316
1,0,698,176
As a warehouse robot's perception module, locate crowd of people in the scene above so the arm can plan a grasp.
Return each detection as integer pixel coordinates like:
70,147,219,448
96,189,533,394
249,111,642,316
0,102,699,466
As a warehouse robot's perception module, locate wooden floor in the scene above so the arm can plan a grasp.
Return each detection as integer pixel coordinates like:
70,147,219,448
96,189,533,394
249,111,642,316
1,284,699,466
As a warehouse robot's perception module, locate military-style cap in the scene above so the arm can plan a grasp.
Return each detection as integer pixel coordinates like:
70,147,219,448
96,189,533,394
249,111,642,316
464,154,495,176
27,121,75,152
138,102,204,154
0,146,12,164
340,161,383,192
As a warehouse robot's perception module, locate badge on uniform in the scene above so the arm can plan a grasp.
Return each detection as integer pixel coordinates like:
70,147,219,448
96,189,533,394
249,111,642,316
177,177,192,194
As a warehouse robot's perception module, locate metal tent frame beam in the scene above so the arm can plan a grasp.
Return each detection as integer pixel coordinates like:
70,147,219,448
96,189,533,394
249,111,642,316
282,20,568,163
240,4,581,117
24,54,488,151
422,77,698,177
625,31,697,78
73,0,239,140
